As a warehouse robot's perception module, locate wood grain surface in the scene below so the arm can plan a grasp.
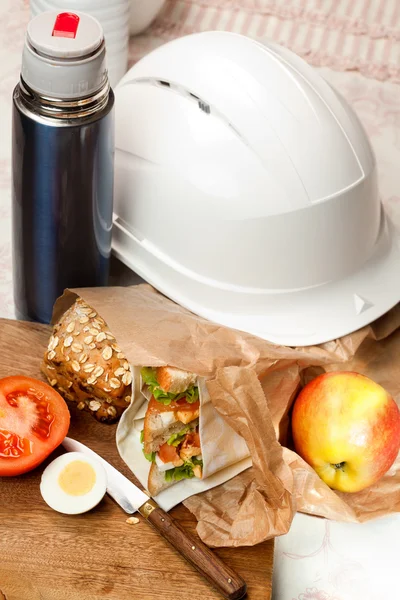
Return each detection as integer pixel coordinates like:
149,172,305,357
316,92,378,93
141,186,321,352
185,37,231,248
0,318,274,600
145,506,247,600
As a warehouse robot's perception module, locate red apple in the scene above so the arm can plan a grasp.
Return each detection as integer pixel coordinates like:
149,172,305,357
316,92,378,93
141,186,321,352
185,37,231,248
292,371,400,493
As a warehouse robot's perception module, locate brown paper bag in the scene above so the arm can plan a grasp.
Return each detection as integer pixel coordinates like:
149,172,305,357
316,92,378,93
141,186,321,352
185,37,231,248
52,286,400,547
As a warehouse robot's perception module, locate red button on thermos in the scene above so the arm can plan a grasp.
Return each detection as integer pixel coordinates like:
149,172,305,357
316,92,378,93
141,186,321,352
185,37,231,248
52,12,80,39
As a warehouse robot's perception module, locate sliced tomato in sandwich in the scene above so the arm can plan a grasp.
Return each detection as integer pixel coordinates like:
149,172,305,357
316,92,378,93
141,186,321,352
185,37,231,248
175,397,200,410
158,432,201,464
158,442,181,464
0,376,70,476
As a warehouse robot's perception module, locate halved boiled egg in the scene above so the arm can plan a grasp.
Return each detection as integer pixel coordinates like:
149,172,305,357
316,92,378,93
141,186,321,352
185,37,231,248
40,452,107,515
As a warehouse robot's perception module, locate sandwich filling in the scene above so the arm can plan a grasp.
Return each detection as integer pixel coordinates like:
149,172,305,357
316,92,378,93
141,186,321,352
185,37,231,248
141,426,203,482
141,367,199,405
141,366,202,484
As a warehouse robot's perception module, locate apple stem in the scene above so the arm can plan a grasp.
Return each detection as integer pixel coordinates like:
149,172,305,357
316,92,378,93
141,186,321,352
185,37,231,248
332,462,345,470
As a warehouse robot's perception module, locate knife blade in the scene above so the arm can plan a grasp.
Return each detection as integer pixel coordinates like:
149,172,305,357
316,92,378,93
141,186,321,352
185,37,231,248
61,437,247,600
62,436,149,514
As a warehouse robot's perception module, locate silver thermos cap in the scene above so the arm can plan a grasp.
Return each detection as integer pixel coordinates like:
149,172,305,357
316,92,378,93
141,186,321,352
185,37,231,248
21,10,108,99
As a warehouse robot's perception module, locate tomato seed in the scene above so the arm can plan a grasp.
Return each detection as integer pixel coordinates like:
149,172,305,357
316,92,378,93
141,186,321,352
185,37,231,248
0,429,32,459
6,395,19,407
4,390,55,444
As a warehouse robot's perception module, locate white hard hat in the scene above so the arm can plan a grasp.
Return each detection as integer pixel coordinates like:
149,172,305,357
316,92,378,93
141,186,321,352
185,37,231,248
112,31,400,347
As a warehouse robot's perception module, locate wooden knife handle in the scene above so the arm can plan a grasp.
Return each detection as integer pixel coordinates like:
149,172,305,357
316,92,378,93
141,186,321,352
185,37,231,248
139,500,247,600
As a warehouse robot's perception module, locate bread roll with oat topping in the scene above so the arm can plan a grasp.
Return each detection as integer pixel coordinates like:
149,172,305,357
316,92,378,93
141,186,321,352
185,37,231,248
41,298,132,423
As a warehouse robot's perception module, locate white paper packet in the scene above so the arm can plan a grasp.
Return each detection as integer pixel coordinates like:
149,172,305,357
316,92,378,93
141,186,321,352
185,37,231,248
116,368,252,511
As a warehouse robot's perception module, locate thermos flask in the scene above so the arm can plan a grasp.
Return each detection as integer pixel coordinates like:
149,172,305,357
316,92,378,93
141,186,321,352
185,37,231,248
12,11,114,323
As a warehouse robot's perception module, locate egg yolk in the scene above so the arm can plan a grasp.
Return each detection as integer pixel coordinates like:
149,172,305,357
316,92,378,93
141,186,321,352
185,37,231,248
58,460,96,496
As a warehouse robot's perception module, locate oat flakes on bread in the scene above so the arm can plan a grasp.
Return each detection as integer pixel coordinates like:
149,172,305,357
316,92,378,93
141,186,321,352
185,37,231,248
41,298,132,423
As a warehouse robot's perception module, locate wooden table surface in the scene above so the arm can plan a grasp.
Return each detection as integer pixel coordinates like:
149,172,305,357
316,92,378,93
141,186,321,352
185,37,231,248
0,318,274,600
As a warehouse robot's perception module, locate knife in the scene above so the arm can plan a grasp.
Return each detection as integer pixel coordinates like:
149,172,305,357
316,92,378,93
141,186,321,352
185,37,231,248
62,437,247,600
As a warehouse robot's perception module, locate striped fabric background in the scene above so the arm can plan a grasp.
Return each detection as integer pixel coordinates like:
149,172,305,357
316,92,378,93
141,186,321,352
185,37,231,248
129,0,400,83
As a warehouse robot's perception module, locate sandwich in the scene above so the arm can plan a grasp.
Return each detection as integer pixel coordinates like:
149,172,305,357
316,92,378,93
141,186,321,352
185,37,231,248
140,366,203,495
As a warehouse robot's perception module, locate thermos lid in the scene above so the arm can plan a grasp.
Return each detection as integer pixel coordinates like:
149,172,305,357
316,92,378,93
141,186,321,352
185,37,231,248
21,11,108,99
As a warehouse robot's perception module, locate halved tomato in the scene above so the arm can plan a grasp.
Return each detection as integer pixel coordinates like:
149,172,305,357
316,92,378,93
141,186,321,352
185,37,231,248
0,376,70,476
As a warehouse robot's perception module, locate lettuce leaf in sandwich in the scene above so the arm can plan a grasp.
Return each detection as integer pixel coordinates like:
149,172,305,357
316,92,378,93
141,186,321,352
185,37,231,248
164,457,203,483
141,367,199,405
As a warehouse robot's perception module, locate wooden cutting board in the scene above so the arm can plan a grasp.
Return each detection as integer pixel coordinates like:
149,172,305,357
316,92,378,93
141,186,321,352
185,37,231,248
0,319,274,600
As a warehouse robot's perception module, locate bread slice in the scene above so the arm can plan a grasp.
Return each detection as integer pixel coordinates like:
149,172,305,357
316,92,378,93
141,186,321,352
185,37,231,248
148,462,175,496
156,366,196,394
143,413,199,454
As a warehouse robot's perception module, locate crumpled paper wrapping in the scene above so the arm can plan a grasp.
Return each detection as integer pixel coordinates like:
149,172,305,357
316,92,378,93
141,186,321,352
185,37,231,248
53,286,400,548
116,371,252,509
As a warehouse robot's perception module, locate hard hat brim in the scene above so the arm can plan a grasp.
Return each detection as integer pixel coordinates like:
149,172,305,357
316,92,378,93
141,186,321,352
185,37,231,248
112,212,400,348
